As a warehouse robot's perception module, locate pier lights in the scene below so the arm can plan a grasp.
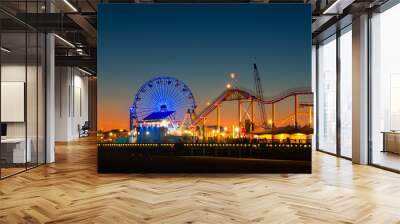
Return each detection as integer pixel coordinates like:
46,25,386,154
268,119,273,129
183,130,192,135
161,120,168,127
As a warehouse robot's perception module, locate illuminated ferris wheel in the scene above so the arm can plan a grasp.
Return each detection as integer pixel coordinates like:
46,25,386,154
129,76,196,130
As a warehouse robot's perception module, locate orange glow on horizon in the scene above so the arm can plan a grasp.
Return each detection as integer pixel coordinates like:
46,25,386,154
98,95,313,132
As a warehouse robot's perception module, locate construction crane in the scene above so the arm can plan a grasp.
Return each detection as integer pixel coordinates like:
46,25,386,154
253,63,267,129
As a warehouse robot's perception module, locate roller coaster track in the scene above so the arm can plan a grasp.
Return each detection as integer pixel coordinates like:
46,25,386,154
191,87,312,126
274,112,311,127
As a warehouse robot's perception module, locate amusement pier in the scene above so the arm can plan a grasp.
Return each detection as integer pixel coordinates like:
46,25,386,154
98,64,313,173
98,64,313,145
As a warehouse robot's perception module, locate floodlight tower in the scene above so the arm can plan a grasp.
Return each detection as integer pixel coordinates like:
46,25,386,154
253,63,267,129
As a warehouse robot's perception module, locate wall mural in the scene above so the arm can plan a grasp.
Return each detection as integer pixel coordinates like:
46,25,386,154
97,4,312,173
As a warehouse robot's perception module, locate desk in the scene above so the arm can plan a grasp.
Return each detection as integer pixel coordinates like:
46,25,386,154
1,138,31,163
382,131,400,154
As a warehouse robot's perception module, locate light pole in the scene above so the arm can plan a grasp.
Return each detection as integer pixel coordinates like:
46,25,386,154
229,72,238,88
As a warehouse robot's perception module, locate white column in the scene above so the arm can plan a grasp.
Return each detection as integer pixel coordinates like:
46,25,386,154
46,32,55,163
352,14,369,164
45,1,56,163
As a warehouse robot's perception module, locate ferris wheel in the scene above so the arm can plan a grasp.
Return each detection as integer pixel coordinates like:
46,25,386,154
130,76,196,129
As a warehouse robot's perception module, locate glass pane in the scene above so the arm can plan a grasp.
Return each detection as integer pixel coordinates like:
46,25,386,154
27,31,38,169
25,0,40,170
317,35,337,154
371,4,400,171
0,1,46,178
1,31,27,177
339,28,352,158
38,33,46,165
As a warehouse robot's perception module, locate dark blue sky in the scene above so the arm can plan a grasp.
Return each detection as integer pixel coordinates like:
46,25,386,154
98,4,311,129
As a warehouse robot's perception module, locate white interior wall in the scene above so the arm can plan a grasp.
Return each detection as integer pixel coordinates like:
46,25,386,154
72,73,89,138
1,65,33,138
55,66,69,141
55,67,89,141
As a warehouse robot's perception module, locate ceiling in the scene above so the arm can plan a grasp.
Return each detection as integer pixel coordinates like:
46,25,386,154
0,0,389,75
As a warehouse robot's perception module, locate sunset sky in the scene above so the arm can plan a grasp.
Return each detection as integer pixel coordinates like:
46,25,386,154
98,4,311,131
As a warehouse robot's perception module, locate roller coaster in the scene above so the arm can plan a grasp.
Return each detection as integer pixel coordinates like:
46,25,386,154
190,86,313,134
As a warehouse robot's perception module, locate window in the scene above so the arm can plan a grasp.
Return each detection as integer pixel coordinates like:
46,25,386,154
0,2,46,179
339,27,352,158
370,3,400,171
317,35,337,154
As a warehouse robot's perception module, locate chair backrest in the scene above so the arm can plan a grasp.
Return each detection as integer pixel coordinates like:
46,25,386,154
82,121,90,129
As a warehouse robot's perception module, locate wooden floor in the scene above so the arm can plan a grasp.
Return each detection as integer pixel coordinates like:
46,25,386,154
372,151,400,171
1,138,400,224
1,167,26,178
